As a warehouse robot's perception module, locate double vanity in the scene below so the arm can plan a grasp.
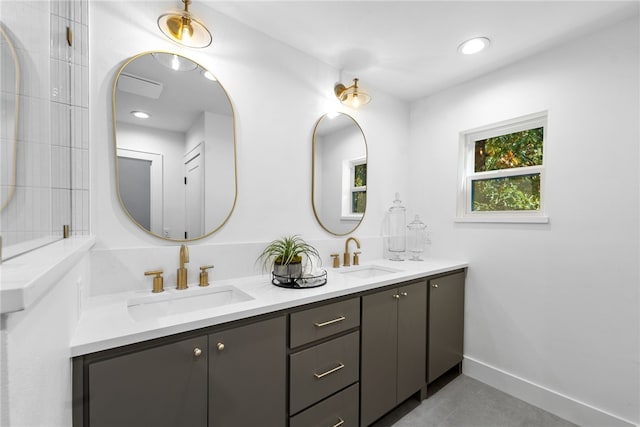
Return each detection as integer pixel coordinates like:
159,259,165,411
68,49,467,427
72,258,467,427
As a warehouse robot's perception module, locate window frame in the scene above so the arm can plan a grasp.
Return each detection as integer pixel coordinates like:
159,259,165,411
457,112,549,223
341,157,366,221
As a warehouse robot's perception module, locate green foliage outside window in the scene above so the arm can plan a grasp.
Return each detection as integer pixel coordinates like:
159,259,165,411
352,163,366,214
354,163,367,187
352,192,366,214
473,174,541,211
472,128,543,211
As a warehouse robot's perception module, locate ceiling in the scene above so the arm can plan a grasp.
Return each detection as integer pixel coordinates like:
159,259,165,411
115,53,232,132
208,1,639,101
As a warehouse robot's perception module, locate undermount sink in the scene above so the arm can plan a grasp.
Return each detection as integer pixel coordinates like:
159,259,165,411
337,264,403,279
127,285,253,321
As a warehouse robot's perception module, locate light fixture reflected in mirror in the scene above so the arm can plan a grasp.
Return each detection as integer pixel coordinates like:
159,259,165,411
131,110,151,119
334,78,371,108
458,37,490,55
152,52,198,71
158,0,212,48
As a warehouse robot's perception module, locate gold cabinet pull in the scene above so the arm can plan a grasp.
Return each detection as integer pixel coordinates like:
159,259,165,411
314,316,346,328
217,342,225,351
314,362,345,379
400,291,408,297
432,283,438,288
332,418,345,427
392,294,400,299
193,347,202,357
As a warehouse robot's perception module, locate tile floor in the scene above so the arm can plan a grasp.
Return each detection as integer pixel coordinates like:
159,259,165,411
372,374,577,427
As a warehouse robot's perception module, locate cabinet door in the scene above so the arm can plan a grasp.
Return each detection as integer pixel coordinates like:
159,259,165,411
360,288,398,427
397,280,427,402
428,271,465,383
209,315,286,427
88,335,208,427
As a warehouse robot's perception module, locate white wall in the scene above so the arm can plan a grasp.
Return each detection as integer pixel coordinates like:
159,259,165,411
203,111,235,231
0,252,90,426
409,17,639,426
90,1,409,258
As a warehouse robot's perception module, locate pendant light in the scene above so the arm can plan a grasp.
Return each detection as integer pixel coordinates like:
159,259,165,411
334,78,371,108
157,0,212,48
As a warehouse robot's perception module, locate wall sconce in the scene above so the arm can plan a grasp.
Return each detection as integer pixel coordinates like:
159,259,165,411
157,0,212,48
334,78,371,108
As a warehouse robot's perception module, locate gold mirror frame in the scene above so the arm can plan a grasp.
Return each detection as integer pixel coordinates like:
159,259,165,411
112,51,237,241
312,112,368,236
0,24,20,212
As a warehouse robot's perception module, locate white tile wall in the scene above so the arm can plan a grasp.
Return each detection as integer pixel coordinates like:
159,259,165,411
1,0,89,250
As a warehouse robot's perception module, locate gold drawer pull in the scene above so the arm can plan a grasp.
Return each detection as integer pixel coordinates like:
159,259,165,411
314,362,345,379
332,417,345,427
314,316,346,328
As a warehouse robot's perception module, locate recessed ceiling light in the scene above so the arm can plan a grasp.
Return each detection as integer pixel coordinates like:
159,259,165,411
131,110,151,119
458,37,491,55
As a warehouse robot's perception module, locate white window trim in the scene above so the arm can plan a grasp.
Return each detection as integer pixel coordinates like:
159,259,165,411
456,111,549,224
341,157,366,221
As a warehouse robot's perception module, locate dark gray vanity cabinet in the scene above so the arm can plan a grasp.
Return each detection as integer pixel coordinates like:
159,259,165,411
86,335,208,427
74,315,286,427
209,315,286,427
428,270,465,383
360,279,427,427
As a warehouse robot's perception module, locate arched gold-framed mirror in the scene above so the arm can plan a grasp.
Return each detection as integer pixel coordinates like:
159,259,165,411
312,112,367,236
112,51,237,241
1,23,20,212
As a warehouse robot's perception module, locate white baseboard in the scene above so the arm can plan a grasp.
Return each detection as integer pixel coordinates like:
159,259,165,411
463,356,637,427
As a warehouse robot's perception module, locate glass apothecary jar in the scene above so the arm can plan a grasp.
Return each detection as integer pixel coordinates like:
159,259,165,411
387,193,406,261
407,215,427,261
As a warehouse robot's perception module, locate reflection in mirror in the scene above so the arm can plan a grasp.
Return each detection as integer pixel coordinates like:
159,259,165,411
113,52,237,241
1,24,20,212
312,112,367,236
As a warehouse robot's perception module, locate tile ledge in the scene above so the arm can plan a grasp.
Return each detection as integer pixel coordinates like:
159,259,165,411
0,236,96,314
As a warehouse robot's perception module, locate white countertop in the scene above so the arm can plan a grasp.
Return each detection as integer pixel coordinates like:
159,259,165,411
0,236,96,314
71,258,467,357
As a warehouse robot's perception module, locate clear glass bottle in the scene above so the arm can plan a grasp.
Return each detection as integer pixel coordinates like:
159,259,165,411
407,215,427,261
387,193,406,261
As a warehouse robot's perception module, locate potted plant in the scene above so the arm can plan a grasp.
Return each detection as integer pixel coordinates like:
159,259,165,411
257,235,321,282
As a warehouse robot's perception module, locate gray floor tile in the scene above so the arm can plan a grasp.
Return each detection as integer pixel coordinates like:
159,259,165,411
371,375,577,427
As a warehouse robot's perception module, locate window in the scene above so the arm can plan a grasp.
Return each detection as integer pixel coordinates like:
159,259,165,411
457,112,548,223
342,157,366,220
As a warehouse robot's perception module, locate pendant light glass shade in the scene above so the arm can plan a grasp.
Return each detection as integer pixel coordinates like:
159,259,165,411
158,0,212,48
335,78,371,108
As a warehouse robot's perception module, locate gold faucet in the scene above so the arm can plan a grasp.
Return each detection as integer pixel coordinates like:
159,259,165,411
177,244,189,289
343,237,361,267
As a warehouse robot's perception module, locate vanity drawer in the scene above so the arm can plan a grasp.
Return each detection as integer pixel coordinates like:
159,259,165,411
290,383,359,427
289,331,360,415
290,297,360,348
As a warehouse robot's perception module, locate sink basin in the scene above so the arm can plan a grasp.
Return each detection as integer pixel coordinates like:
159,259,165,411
337,264,403,279
127,285,253,321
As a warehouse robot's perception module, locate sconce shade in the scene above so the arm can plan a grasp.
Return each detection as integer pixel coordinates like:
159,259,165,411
334,78,371,108
158,0,212,48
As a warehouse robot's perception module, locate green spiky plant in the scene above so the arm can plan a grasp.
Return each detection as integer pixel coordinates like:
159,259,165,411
257,235,321,275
